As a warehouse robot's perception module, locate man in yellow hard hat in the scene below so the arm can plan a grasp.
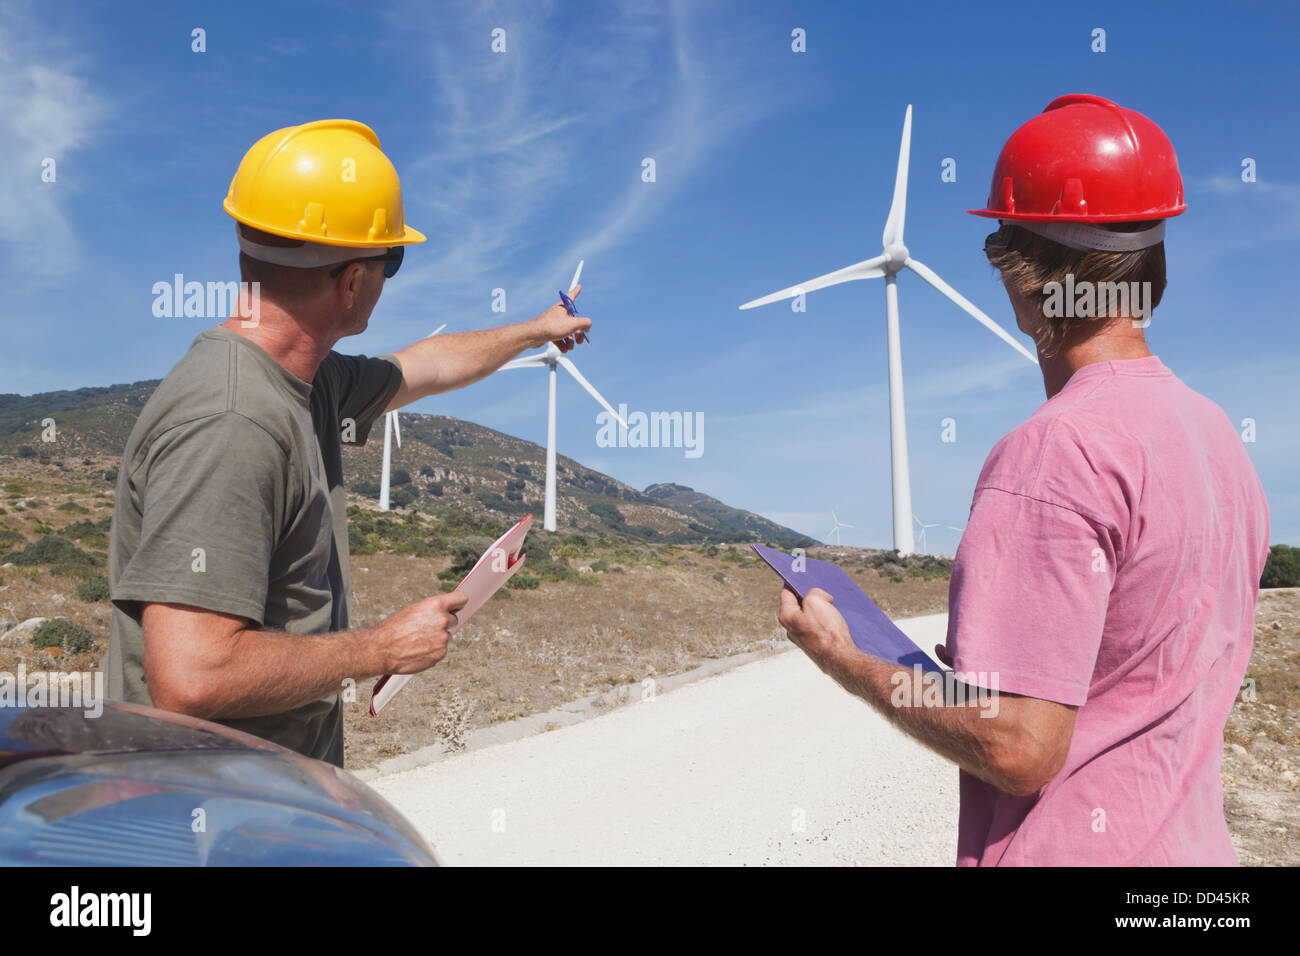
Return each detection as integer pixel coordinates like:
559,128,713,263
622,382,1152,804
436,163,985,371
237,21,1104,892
104,120,591,766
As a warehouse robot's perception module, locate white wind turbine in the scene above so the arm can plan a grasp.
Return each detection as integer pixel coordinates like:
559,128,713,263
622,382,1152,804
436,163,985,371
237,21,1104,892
827,510,853,546
500,261,627,532
739,104,1038,555
379,324,446,510
912,514,941,554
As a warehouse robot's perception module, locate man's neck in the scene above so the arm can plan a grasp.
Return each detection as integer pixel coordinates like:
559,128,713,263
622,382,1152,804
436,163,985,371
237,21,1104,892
220,304,336,384
1037,319,1153,399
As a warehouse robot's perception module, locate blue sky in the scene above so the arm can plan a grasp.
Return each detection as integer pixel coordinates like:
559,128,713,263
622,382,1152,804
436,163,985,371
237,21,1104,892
3,0,1297,549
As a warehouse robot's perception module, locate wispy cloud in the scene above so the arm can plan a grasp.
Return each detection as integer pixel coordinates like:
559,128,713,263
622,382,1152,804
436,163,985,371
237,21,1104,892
381,0,790,318
0,4,104,280
1195,175,1300,239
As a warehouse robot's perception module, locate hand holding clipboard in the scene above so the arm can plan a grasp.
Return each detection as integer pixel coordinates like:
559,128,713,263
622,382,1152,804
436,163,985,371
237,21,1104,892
370,515,533,715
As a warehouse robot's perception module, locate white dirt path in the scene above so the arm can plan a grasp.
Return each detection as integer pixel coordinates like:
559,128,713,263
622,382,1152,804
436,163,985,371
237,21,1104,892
368,614,959,865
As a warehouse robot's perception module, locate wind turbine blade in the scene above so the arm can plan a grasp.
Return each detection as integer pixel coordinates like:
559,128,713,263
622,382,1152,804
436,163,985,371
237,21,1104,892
556,356,628,427
428,324,447,337
831,510,839,523
904,258,1040,365
392,412,401,448
569,260,584,292
881,104,912,248
500,355,549,371
840,523,854,528
739,255,888,309
945,526,965,532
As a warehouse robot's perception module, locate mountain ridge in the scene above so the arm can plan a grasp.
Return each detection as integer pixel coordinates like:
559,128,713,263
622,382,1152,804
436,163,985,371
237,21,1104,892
0,380,815,548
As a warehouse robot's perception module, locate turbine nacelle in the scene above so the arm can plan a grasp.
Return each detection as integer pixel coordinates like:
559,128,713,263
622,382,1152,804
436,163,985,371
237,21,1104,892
738,104,1039,554
883,242,910,272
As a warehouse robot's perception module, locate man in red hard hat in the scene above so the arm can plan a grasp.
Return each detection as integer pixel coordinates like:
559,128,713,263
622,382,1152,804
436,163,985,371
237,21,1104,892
779,95,1270,864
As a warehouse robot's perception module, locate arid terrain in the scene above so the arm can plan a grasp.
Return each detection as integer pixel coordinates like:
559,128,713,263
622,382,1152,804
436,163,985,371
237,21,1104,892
0,457,1296,864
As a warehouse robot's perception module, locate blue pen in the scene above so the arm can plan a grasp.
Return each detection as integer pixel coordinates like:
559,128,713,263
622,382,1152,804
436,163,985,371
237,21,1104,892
559,259,590,344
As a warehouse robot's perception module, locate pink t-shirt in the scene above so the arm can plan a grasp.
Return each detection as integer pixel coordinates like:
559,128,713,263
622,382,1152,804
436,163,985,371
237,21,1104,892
945,355,1269,866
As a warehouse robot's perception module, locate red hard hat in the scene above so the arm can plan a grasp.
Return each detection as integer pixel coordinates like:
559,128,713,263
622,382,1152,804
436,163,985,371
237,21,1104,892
968,94,1186,223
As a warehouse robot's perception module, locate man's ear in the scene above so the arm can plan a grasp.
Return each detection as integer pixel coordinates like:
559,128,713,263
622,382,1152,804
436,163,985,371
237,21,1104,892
335,262,366,308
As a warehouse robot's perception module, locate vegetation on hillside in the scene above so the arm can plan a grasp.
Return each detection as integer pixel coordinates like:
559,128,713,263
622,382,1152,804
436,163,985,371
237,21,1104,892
1262,544,1300,588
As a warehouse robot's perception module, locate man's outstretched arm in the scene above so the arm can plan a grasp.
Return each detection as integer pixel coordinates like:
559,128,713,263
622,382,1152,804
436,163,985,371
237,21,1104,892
778,586,1077,797
385,289,592,410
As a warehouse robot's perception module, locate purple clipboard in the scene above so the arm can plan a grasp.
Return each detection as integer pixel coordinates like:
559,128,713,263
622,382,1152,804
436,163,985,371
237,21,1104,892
752,544,943,673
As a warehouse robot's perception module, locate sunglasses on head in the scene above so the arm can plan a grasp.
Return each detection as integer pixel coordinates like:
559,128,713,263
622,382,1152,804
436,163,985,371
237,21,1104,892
329,245,404,279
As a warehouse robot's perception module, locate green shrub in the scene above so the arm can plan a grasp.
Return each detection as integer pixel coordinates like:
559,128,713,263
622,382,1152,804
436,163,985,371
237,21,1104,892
57,501,88,513
31,618,97,653
60,517,111,549
476,491,510,511
446,537,494,577
508,572,540,590
589,501,625,527
75,576,110,602
1261,544,1300,588
3,535,100,569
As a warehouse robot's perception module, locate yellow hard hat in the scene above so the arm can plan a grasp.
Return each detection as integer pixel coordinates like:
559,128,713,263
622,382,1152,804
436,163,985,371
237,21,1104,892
223,119,426,248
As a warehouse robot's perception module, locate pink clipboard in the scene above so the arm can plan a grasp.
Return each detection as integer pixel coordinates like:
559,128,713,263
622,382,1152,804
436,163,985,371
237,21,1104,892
369,514,533,716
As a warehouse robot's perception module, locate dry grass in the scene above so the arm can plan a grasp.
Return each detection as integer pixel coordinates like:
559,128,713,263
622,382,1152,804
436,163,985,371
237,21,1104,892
341,544,951,768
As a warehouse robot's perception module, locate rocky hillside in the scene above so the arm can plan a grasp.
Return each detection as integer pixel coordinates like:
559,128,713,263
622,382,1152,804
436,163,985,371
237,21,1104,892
0,381,814,549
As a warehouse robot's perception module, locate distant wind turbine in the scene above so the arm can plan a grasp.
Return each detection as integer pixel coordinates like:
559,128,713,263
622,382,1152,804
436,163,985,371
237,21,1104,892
827,510,854,546
912,514,941,554
500,262,627,532
739,105,1038,555
379,324,446,511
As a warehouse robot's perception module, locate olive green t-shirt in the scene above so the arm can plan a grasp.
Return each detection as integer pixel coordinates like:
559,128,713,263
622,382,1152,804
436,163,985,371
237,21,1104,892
103,326,403,766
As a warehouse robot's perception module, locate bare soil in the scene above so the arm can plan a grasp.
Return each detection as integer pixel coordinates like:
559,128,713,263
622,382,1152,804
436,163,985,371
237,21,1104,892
1222,588,1300,865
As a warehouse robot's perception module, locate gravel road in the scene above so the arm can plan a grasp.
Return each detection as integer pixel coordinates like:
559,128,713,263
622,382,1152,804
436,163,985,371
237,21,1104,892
368,614,959,865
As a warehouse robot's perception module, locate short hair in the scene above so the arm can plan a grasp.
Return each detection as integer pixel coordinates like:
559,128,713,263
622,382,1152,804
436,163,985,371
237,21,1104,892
236,225,375,304
984,221,1167,357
